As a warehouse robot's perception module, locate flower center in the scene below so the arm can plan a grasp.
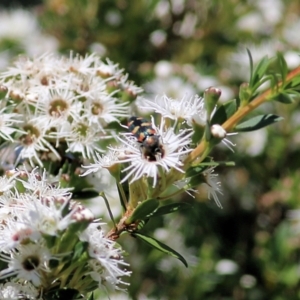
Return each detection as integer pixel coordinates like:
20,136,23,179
91,102,104,116
20,124,40,145
23,255,40,271
48,98,69,118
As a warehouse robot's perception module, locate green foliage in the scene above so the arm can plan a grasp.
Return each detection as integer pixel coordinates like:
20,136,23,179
148,202,191,218
211,100,237,125
126,199,159,224
235,114,284,132
133,232,188,267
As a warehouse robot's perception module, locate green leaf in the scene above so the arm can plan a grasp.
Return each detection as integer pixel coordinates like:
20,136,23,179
286,90,300,96
246,48,254,83
277,52,288,82
211,100,237,125
72,241,88,261
252,56,271,84
148,202,191,218
126,199,159,224
186,161,235,178
186,164,209,178
133,232,188,267
87,293,94,300
117,182,128,211
235,114,283,132
290,75,300,87
274,92,294,104
267,73,280,90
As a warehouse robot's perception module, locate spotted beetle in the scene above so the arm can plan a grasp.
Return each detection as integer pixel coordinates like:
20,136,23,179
127,116,164,161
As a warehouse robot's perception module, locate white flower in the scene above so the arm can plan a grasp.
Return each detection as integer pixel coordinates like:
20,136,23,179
82,89,129,131
0,173,16,195
201,167,223,208
95,58,123,78
16,168,72,200
16,193,76,236
33,87,82,130
65,118,109,159
118,74,143,97
0,107,24,142
15,121,61,167
0,216,41,252
62,52,100,75
0,243,51,286
80,223,131,290
0,281,39,300
81,150,120,176
0,52,133,166
0,169,76,240
173,178,197,197
140,94,205,125
113,118,192,187
211,124,237,152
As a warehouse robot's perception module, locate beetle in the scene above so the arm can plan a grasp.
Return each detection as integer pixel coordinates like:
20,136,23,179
127,117,164,161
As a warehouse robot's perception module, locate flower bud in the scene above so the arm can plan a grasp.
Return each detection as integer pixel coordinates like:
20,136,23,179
204,87,221,120
0,85,8,99
211,124,226,139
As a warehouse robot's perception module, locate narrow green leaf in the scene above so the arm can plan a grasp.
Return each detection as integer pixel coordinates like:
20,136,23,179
186,165,208,178
246,48,254,85
72,242,88,261
87,293,94,300
252,56,270,83
274,92,294,104
148,203,191,218
235,114,283,132
126,199,159,224
133,233,188,267
199,161,235,167
117,182,128,211
211,100,237,125
267,73,280,91
286,90,300,97
277,52,288,82
186,161,235,178
290,76,300,87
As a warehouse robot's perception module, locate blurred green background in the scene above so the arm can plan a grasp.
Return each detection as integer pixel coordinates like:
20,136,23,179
1,0,300,299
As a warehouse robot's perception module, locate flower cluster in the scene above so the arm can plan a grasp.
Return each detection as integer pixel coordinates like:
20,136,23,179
0,53,141,167
83,93,228,207
0,53,237,299
0,168,131,298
